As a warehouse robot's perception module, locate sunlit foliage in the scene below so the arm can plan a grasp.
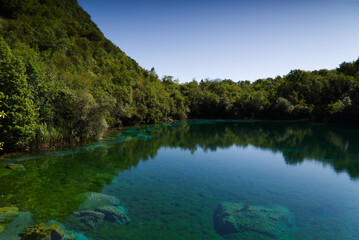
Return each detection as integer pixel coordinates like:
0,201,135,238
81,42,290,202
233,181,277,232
0,0,358,151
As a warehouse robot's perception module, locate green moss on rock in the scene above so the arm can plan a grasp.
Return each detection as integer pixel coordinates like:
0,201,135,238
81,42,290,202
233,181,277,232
66,210,105,232
79,193,120,211
214,202,296,239
19,222,76,240
0,206,19,224
94,205,130,224
5,164,26,171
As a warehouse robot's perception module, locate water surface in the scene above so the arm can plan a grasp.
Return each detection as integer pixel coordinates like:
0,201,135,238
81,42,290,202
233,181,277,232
1,121,359,239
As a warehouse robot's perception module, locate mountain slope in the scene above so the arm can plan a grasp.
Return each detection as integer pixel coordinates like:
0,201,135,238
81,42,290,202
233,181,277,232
0,0,188,150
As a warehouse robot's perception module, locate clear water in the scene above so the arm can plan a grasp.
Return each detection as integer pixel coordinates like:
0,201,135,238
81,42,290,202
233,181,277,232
1,121,359,240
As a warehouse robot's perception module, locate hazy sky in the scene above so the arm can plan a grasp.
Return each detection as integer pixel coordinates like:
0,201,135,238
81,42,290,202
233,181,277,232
78,0,359,82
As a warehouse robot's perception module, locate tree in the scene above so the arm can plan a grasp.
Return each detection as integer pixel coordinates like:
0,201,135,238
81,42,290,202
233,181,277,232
0,95,6,151
0,38,38,150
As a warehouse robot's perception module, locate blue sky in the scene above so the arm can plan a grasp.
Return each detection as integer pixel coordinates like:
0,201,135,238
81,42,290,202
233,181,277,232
78,0,359,82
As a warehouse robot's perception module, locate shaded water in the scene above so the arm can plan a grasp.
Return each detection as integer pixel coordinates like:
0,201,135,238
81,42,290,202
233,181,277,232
1,121,359,239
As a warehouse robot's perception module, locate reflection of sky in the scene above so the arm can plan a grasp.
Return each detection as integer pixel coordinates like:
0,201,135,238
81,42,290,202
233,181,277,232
154,144,359,194
79,0,359,82
196,145,353,182
107,144,359,236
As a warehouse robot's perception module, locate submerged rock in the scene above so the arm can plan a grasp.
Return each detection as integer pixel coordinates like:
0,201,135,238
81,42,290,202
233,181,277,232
19,222,77,240
5,164,26,171
80,192,120,211
19,223,66,240
64,233,78,240
66,192,130,232
66,205,130,232
0,206,19,224
95,205,130,224
67,210,105,231
213,202,296,239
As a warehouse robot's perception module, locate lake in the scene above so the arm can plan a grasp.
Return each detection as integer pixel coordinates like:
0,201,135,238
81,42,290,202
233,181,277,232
0,121,359,240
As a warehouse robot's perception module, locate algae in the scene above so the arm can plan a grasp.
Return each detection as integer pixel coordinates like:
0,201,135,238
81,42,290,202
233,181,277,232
0,225,5,234
0,207,19,224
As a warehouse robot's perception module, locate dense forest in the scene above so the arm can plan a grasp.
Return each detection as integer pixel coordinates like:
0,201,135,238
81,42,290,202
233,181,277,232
0,0,359,152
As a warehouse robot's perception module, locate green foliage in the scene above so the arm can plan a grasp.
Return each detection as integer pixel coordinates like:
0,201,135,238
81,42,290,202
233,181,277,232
0,95,6,151
0,39,38,150
0,0,187,151
274,97,293,119
0,0,359,152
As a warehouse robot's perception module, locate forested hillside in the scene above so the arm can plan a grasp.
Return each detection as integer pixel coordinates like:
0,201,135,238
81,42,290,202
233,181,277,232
0,0,359,152
0,0,188,151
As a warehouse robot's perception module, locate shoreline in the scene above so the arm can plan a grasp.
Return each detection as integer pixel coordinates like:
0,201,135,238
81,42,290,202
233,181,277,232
1,118,358,160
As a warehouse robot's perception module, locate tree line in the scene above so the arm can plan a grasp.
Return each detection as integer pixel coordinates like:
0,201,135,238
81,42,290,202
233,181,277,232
0,0,359,151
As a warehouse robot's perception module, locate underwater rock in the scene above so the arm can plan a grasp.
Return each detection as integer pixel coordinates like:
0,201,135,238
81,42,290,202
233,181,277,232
5,164,26,171
213,202,296,239
63,233,77,240
95,205,130,225
66,210,105,231
66,192,130,232
66,206,130,232
19,223,66,240
0,206,19,224
80,192,120,211
44,221,78,240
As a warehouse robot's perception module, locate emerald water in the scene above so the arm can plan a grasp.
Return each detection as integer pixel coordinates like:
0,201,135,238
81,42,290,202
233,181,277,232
1,121,359,239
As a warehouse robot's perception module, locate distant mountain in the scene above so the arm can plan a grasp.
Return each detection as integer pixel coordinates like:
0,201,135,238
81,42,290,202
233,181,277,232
210,78,223,82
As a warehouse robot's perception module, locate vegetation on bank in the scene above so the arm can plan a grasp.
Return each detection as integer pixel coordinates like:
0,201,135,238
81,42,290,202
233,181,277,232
0,0,359,151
